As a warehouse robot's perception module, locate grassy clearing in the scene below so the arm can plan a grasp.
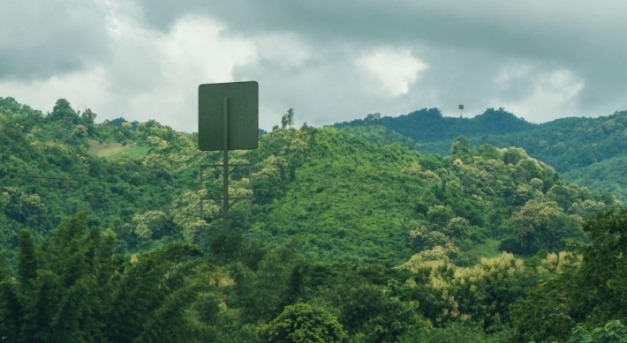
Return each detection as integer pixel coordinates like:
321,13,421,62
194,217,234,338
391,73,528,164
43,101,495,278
88,140,127,156
88,140,149,159
106,144,150,160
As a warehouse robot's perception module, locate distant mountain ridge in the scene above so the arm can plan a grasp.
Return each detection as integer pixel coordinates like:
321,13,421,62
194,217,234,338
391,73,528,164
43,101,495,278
335,107,536,142
336,107,627,202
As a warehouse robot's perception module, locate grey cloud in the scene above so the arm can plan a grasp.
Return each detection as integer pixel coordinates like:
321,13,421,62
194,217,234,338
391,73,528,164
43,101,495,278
0,0,111,80
132,0,627,118
132,0,616,58
234,44,440,128
3,0,626,131
234,50,366,127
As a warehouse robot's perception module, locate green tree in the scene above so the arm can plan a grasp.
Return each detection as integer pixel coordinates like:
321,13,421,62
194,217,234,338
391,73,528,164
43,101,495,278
231,243,304,322
364,112,381,122
508,200,580,254
17,230,37,288
569,320,627,343
338,283,424,342
511,208,627,341
573,208,627,325
0,282,21,342
510,269,576,342
0,214,212,343
281,108,295,129
443,217,470,239
450,136,471,162
80,108,97,125
502,147,527,165
261,303,347,343
105,243,207,342
427,205,455,227
47,98,79,124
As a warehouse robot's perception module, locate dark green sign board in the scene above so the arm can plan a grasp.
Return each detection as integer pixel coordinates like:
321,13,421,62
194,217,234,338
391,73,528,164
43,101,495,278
198,81,258,151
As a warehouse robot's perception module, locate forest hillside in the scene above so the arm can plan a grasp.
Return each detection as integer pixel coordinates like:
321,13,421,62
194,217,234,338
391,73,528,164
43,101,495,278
0,97,625,342
336,108,627,202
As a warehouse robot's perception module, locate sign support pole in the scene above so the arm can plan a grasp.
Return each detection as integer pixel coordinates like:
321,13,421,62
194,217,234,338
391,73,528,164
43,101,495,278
222,97,229,231
199,81,258,230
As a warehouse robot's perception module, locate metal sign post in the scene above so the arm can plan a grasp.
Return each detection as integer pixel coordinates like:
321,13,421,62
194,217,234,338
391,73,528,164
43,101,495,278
222,97,229,230
198,81,258,230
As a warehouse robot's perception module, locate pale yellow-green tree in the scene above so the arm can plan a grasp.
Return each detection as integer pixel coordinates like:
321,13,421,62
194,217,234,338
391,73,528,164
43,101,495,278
132,210,170,241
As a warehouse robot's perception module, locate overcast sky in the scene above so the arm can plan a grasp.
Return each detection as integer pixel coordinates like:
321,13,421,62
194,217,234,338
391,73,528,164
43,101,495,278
1,0,627,132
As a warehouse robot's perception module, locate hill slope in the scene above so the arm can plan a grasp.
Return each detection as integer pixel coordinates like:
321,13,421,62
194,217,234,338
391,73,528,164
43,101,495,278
563,155,627,202
1,97,616,263
337,108,627,203
250,127,614,262
1,96,625,342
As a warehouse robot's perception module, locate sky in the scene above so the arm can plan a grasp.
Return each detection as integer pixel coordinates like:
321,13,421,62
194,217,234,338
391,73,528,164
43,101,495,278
1,0,627,132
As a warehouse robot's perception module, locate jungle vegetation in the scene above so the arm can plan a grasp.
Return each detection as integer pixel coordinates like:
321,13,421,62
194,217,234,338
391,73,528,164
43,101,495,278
336,107,627,202
0,97,625,342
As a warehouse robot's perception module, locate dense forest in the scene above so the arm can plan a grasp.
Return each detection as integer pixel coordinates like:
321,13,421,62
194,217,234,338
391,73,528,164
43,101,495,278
1,96,626,342
336,108,627,202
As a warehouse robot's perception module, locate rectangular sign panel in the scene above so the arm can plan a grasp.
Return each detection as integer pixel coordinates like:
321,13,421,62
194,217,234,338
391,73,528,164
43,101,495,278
198,81,258,151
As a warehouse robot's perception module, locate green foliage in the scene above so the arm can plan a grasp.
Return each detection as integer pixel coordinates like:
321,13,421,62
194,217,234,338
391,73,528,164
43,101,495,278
230,243,305,322
338,108,627,202
564,156,627,203
336,107,534,143
507,200,581,254
261,303,347,343
336,124,421,150
209,230,245,264
408,325,508,343
0,214,213,343
247,124,608,264
1,97,625,341
400,250,532,331
569,320,627,343
512,209,627,342
0,98,205,250
281,108,295,129
251,127,423,262
511,270,577,342
450,136,471,162
575,208,627,325
0,97,613,264
337,283,425,342
17,230,37,288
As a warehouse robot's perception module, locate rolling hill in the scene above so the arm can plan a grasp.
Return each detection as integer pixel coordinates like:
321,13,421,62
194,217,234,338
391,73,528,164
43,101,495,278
336,107,627,202
1,96,625,342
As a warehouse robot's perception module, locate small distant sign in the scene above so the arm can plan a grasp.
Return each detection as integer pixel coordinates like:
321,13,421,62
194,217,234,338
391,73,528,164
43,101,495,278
198,81,259,151
458,104,464,110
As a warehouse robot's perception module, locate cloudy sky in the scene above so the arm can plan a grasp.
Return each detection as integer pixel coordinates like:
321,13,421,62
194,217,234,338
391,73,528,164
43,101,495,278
1,0,626,132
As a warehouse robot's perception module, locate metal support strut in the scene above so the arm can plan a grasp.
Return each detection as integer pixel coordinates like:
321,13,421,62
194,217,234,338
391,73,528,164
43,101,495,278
222,97,229,230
